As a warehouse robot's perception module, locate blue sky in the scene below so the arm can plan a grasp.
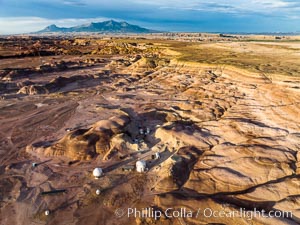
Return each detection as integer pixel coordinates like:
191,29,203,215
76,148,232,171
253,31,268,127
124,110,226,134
0,0,300,34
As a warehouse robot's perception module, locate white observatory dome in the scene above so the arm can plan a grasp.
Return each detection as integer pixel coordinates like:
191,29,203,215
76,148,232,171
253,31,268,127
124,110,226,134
45,210,50,216
136,160,146,173
93,168,103,179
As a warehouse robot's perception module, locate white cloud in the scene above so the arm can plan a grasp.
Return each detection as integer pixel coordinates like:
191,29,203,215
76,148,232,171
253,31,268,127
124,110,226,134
62,0,86,6
130,0,300,14
251,0,293,8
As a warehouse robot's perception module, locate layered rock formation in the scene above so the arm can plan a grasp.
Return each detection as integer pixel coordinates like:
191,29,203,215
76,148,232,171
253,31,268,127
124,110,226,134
27,114,130,160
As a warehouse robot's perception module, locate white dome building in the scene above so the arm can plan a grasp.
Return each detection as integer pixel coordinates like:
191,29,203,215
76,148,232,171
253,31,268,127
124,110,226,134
45,210,50,216
136,160,147,173
93,168,103,179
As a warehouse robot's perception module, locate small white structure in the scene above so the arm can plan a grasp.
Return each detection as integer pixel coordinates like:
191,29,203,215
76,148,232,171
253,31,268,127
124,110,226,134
136,160,147,173
96,189,101,195
139,128,144,135
155,152,160,159
93,168,103,179
45,210,50,216
145,127,150,135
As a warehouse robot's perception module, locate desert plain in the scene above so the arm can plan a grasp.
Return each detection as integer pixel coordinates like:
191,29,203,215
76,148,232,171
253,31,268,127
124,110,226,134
0,34,300,225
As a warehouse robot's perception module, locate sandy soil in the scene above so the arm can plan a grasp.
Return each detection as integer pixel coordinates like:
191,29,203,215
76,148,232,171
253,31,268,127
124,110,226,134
0,36,300,225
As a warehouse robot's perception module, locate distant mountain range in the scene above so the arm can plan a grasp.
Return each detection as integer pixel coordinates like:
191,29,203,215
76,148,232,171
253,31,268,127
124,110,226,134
36,20,159,33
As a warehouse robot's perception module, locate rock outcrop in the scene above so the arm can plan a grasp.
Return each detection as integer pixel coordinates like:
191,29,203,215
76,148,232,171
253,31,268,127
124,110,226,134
27,114,130,160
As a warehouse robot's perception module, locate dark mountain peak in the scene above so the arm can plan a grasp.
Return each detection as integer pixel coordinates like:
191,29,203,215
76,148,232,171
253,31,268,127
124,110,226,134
47,24,58,28
36,20,160,33
105,19,118,24
102,20,122,27
38,24,62,33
